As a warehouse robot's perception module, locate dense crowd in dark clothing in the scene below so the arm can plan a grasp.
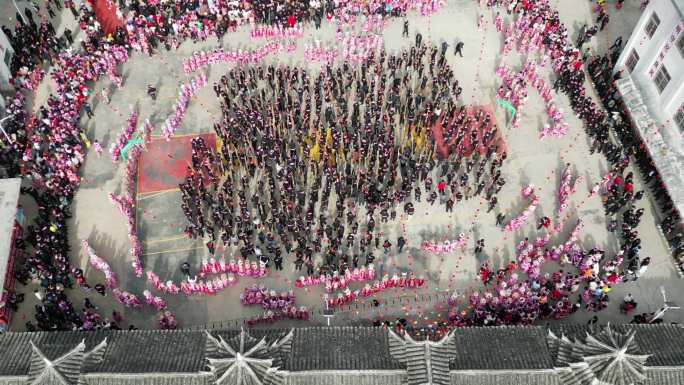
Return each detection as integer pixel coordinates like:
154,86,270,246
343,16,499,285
2,2,131,331
588,53,683,273
0,0,680,333
180,40,505,279
0,0,418,331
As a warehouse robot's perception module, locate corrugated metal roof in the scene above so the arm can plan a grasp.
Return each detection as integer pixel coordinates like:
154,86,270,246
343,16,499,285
449,326,554,370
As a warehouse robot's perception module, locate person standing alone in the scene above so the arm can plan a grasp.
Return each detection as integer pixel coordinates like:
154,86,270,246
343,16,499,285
454,41,464,57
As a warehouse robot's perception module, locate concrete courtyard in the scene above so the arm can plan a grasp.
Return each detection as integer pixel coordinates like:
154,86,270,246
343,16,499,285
7,0,684,330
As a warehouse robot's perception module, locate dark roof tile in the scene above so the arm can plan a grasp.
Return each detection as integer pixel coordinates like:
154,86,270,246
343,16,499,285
548,324,684,367
94,330,206,373
449,326,553,370
0,324,682,380
286,327,404,371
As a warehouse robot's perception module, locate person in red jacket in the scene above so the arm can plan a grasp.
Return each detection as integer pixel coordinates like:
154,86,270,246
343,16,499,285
624,181,633,193
437,180,446,195
287,15,296,28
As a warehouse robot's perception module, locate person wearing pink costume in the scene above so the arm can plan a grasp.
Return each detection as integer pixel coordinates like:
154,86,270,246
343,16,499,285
180,280,192,295
93,140,103,157
201,258,210,273
199,280,210,293
236,259,245,275
225,259,235,273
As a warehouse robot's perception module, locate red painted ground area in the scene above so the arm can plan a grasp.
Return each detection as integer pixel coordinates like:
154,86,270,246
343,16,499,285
431,104,507,159
88,0,124,35
138,133,216,194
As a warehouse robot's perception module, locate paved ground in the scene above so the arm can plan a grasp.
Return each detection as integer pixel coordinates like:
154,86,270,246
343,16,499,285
6,0,684,330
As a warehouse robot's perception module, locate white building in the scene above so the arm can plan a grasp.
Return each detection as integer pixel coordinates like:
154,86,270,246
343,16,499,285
614,0,684,216
0,29,13,92
0,178,22,332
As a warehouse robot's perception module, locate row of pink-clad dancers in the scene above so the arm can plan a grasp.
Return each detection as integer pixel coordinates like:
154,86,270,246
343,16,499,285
240,285,296,310
112,288,143,309
341,34,383,63
181,274,239,296
496,10,570,138
360,14,388,33
250,23,304,39
162,71,208,140
304,42,339,63
327,273,426,308
199,257,269,278
109,135,149,277
420,234,468,254
182,42,292,74
81,239,153,310
522,60,569,138
295,264,375,292
245,306,310,325
143,290,168,312
503,185,540,233
110,106,138,162
556,164,582,217
304,34,383,64
516,219,584,279
82,240,118,289
147,261,267,296
495,63,528,129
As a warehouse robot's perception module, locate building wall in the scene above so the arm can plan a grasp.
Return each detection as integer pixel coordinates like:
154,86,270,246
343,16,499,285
0,30,13,92
615,0,684,126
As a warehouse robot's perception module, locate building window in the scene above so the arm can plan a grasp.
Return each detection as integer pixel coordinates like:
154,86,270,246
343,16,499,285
678,34,684,57
675,106,684,133
654,66,671,93
645,13,660,38
625,49,639,72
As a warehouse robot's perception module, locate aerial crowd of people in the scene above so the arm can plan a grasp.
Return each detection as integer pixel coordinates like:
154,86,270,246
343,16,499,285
180,40,505,284
0,0,679,333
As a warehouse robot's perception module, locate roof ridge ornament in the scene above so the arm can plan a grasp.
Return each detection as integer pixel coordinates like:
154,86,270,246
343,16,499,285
387,329,454,385
203,329,288,385
548,325,651,385
28,338,108,385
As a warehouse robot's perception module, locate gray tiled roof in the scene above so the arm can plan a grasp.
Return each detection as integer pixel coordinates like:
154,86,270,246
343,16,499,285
387,329,453,385
81,374,214,385
449,371,560,385
448,326,554,370
0,324,682,385
644,368,684,385
0,330,113,376
0,378,23,385
286,327,404,371
283,372,406,385
547,325,649,385
548,324,684,367
98,330,206,373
